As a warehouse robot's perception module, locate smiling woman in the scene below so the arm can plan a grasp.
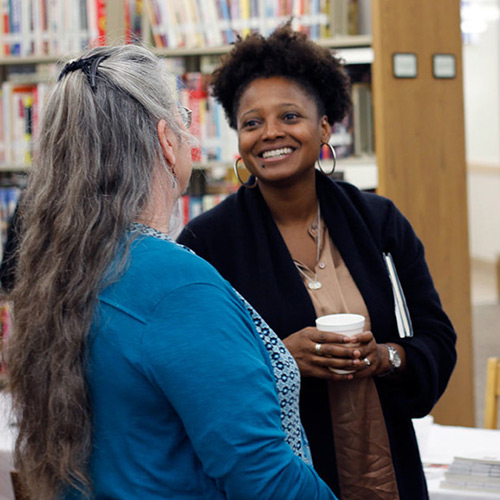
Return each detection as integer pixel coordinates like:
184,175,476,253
236,76,330,189
177,22,457,500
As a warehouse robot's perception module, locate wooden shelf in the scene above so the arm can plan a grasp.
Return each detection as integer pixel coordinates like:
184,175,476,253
0,164,29,173
193,155,378,191
155,34,372,59
0,35,373,67
0,54,67,66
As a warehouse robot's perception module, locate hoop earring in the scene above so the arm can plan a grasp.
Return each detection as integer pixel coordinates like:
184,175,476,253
234,157,257,188
317,142,337,176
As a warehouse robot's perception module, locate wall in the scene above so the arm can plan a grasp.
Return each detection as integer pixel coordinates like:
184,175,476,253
463,0,500,263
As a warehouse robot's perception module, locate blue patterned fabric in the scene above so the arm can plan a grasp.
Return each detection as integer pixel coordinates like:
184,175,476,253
129,222,312,464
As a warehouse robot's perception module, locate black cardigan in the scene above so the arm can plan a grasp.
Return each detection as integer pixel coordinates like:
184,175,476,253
178,172,457,499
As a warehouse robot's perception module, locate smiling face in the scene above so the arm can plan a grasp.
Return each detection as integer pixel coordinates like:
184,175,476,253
236,76,331,187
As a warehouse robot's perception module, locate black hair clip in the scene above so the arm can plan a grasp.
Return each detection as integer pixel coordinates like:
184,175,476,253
58,55,108,92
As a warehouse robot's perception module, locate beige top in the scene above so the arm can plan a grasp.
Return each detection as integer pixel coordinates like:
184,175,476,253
294,223,400,500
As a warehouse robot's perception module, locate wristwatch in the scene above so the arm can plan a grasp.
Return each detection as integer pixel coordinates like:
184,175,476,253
378,344,402,377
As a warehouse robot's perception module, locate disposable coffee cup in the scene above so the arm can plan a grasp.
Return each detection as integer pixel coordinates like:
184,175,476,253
315,313,366,374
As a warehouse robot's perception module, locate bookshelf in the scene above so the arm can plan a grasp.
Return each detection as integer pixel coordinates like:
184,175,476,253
0,1,472,427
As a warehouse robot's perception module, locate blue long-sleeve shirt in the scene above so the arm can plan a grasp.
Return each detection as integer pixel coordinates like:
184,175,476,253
67,234,335,499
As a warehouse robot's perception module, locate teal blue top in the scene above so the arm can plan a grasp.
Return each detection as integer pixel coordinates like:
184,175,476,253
67,233,335,499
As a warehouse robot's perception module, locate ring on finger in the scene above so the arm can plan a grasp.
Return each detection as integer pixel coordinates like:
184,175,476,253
363,357,371,367
315,343,323,356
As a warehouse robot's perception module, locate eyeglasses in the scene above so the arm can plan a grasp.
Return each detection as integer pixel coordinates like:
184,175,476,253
178,105,192,129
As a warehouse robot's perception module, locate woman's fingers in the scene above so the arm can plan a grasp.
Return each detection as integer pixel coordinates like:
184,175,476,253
284,327,386,380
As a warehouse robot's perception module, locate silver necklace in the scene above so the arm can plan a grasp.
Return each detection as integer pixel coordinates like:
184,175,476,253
294,205,322,290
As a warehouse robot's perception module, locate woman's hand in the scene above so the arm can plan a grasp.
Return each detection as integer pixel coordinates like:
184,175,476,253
282,328,404,379
281,327,365,379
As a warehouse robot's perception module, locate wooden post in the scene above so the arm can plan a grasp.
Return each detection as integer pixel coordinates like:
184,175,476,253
371,0,475,425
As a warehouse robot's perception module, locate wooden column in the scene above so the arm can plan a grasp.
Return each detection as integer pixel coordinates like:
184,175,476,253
371,0,475,425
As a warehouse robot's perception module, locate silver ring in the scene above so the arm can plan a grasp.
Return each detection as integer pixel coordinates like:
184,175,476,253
315,343,323,356
364,357,371,367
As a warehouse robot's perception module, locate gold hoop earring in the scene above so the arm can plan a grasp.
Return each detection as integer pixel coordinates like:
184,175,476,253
317,142,337,176
234,157,257,188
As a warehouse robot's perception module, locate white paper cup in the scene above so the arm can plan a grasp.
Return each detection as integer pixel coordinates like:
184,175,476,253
315,313,366,374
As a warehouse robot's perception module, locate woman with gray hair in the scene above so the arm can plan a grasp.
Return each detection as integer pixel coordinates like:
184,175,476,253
6,45,336,500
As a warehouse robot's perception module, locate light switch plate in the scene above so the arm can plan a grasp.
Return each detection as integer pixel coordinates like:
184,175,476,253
393,53,418,79
433,54,456,79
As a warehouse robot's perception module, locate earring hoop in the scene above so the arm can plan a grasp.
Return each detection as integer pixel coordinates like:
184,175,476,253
234,157,257,188
317,142,337,176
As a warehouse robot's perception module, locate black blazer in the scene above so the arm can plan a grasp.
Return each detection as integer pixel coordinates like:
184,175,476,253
178,172,457,499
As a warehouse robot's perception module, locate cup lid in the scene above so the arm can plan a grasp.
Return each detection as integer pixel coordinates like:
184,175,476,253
315,313,365,331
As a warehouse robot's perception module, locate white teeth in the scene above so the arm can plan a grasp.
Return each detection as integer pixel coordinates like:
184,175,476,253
262,147,293,159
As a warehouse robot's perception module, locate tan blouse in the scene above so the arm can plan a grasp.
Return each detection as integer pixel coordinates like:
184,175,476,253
294,223,400,500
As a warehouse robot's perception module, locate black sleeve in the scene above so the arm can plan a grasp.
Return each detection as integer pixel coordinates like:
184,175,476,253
376,200,457,418
177,217,213,262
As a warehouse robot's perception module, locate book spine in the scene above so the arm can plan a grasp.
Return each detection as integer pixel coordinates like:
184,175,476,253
0,0,10,56
40,0,49,54
0,86,4,164
32,0,42,55
144,0,164,48
86,0,98,47
9,0,22,55
2,82,11,164
96,0,106,45
216,0,233,44
23,94,33,165
124,0,131,43
347,0,358,35
0,302,11,374
239,0,251,37
183,72,206,162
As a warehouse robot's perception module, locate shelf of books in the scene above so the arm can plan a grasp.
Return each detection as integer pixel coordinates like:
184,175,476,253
144,0,371,50
0,0,376,242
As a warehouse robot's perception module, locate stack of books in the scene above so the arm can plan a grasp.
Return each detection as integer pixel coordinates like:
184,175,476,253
440,456,500,494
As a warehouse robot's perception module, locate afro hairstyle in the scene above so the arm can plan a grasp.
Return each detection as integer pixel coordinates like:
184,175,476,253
210,22,352,130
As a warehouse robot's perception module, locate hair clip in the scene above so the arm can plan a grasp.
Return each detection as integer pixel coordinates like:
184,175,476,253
58,55,108,92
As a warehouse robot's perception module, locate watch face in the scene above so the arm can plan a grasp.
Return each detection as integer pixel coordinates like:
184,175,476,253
393,352,402,368
392,348,402,368
389,346,402,369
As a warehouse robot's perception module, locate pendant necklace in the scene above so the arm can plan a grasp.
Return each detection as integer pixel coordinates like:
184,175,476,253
295,205,322,290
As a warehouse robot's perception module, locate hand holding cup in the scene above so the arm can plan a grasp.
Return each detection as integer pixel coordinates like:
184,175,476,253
315,314,365,374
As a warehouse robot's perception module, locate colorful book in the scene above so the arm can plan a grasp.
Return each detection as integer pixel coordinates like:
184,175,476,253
0,0,10,56
8,0,22,55
0,302,12,374
216,0,234,43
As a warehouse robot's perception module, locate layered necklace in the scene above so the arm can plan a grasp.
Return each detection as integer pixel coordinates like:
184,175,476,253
294,205,322,290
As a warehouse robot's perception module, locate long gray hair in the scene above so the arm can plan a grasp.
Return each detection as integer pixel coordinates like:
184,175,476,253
7,44,188,498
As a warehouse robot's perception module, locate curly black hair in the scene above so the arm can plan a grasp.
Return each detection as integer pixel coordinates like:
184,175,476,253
211,22,352,130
